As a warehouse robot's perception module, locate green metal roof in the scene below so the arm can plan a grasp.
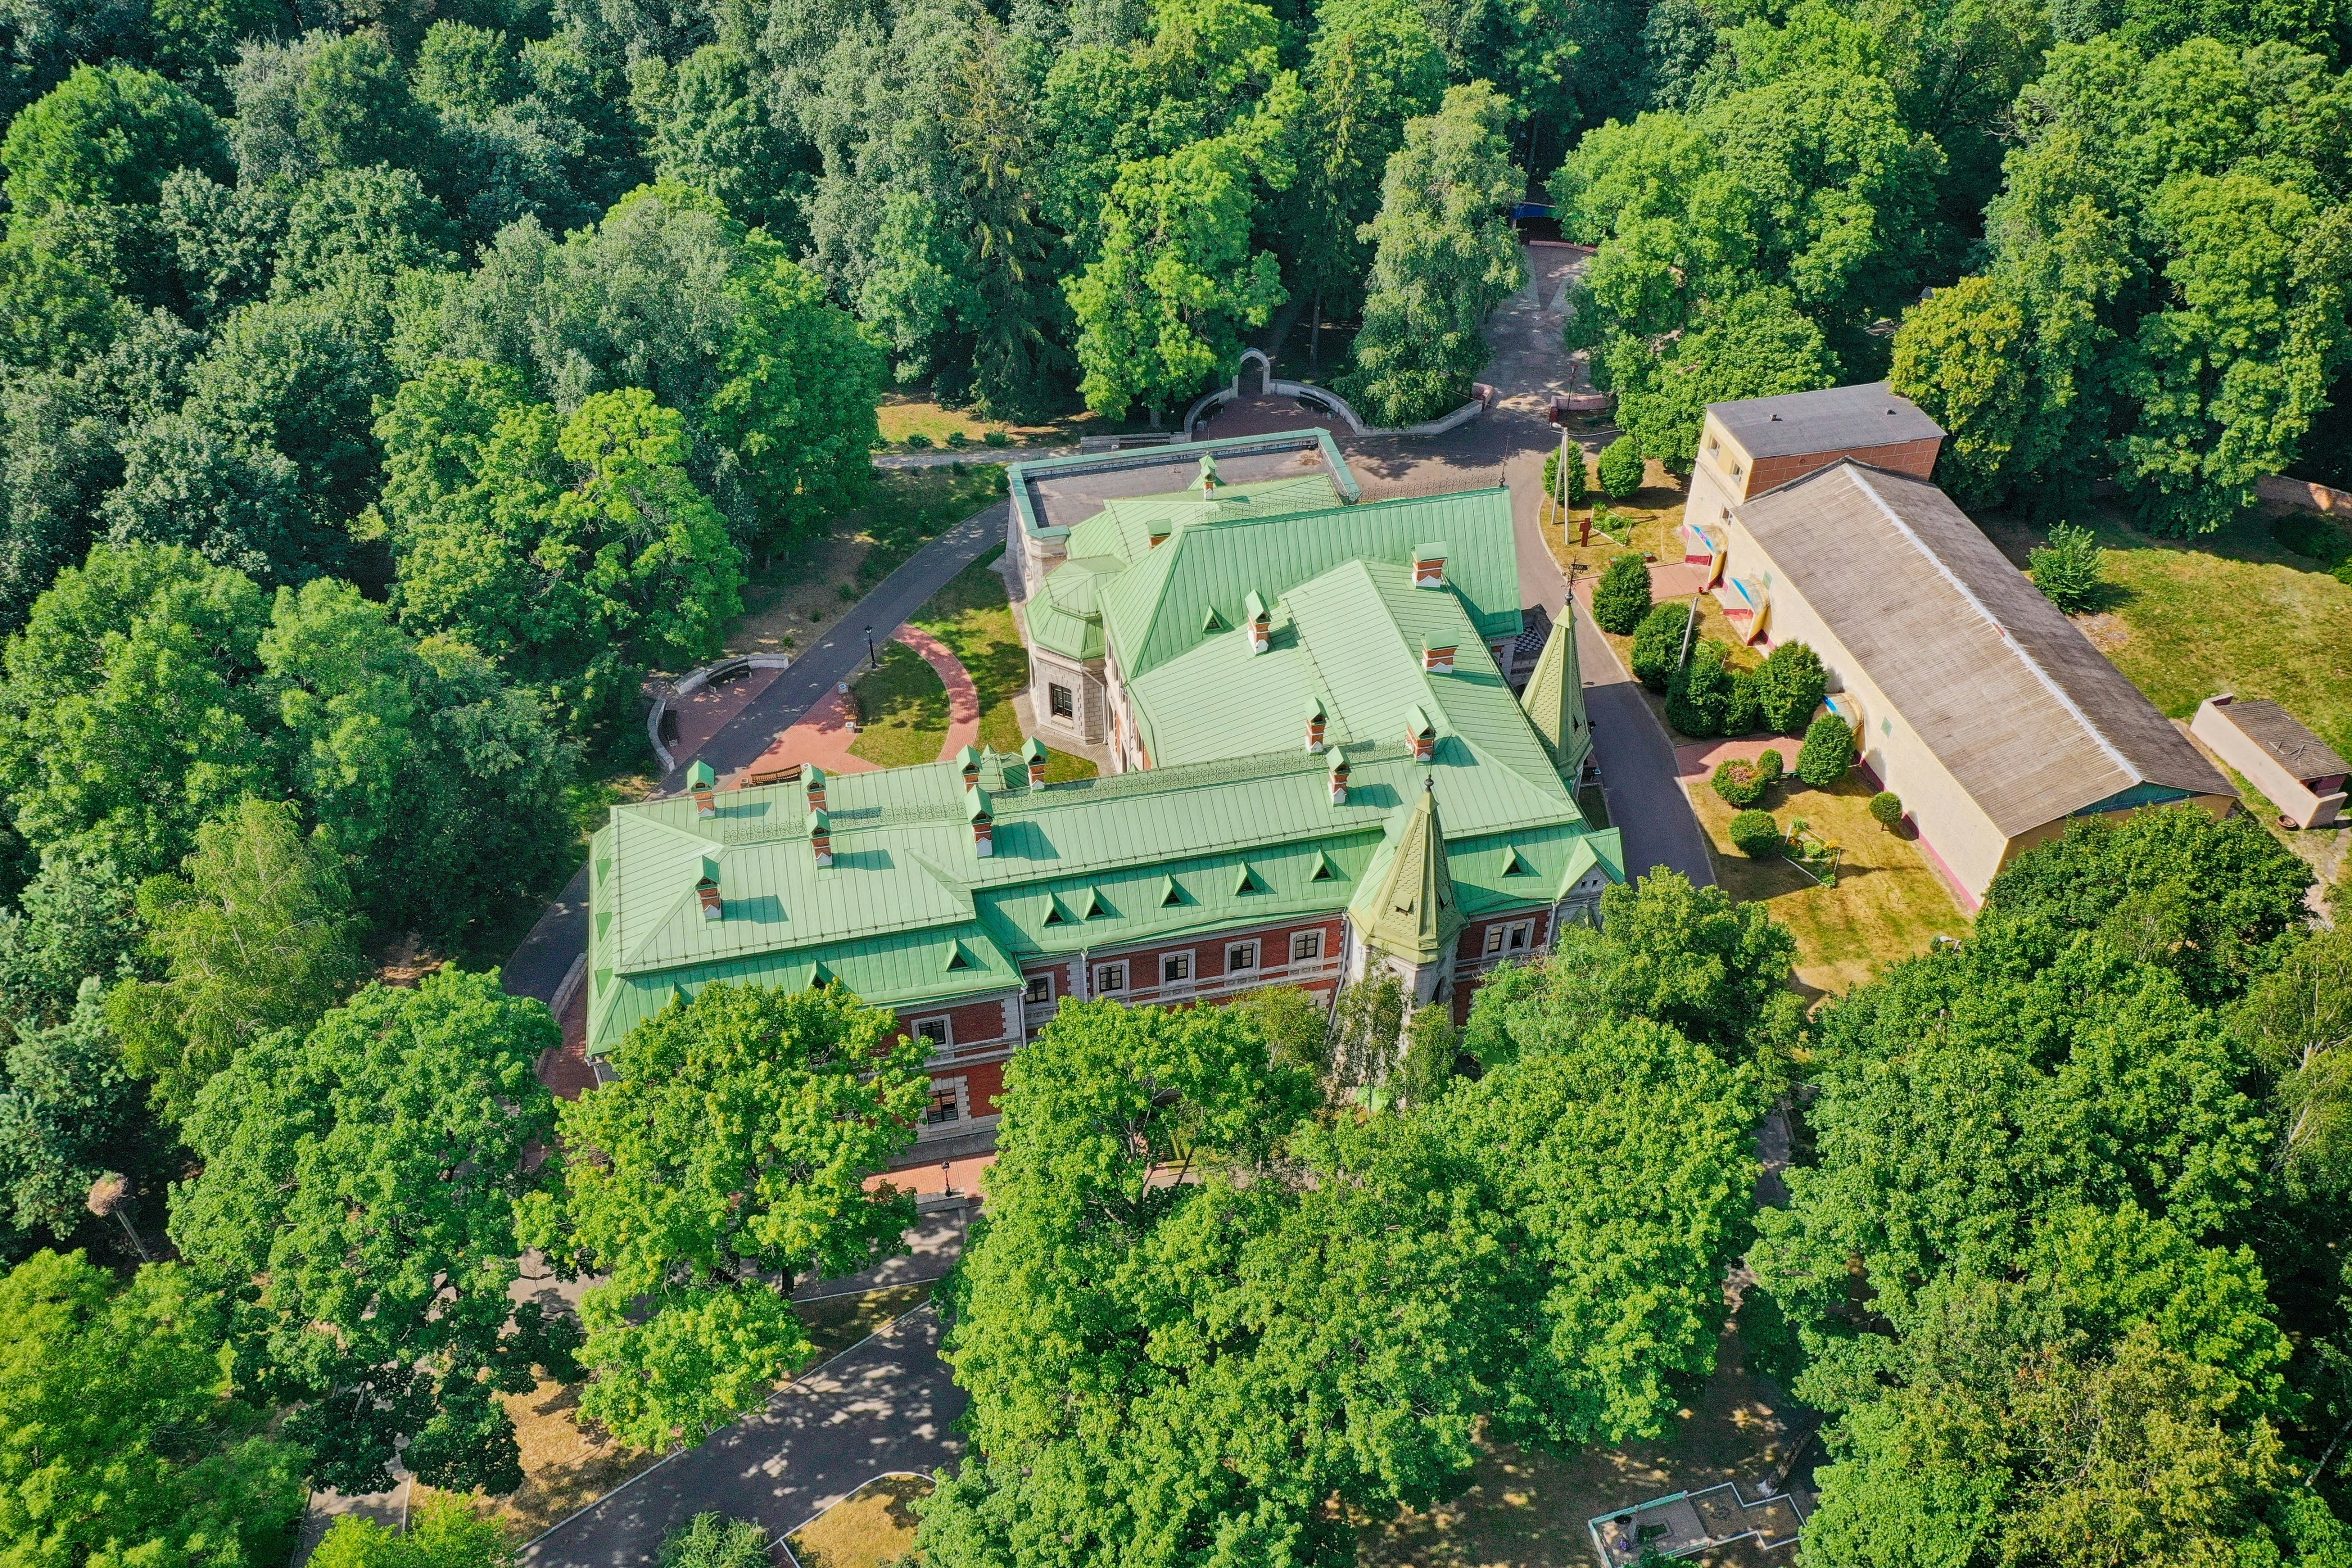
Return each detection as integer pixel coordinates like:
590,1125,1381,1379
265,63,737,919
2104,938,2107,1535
1099,488,1523,684
1006,430,1358,542
1063,477,1345,565
1350,782,1464,967
588,736,1621,1053
1520,607,1591,778
1029,555,1118,661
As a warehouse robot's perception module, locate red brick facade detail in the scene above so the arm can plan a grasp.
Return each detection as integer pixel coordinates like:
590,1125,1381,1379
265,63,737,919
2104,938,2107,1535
894,991,1019,1050
1087,915,1346,999
1450,904,1553,1023
1746,438,1941,498
947,1058,1006,1115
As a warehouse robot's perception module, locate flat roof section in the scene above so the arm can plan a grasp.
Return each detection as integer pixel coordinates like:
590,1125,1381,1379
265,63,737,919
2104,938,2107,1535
1009,431,1358,538
1709,381,1943,461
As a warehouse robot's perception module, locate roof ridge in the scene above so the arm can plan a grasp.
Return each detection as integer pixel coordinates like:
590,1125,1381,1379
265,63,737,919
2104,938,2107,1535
1841,465,2138,782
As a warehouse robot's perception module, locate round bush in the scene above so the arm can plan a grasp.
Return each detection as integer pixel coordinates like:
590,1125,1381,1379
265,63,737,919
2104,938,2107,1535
983,429,1010,447
1629,600,1693,692
1729,809,1784,858
1711,758,1766,807
1597,435,1645,498
1590,552,1652,634
1756,747,1785,782
946,429,970,448
1796,710,1857,787
1726,666,1762,735
1756,641,1826,733
1667,638,1735,737
1870,790,1904,827
904,431,933,449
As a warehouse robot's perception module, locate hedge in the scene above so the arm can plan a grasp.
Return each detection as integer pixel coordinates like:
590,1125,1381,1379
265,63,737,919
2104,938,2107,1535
1591,553,1652,634
1729,809,1784,858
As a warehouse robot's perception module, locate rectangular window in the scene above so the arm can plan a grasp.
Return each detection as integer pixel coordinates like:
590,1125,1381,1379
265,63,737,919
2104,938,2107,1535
1291,930,1322,963
1049,682,1075,718
913,1017,950,1050
1023,972,1054,1005
927,1084,962,1125
1096,962,1126,993
1163,952,1191,984
1226,941,1258,972
1485,921,1534,957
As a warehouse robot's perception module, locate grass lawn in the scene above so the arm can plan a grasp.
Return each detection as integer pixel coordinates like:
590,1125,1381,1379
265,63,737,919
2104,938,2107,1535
788,1474,934,1568
1358,1331,1806,1568
876,393,1136,452
849,643,952,768
913,550,1098,782
1975,501,2352,894
1688,772,1970,997
432,1283,934,1541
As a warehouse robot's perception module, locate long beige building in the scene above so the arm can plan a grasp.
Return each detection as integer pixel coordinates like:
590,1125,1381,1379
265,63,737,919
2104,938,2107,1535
1678,385,2232,905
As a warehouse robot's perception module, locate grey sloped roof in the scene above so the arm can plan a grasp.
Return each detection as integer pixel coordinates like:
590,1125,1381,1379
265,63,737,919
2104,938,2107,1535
1736,462,2229,836
2212,699,2348,780
1709,382,1943,460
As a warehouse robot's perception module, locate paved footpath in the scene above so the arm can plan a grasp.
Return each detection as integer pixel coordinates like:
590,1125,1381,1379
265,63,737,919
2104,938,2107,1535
521,1306,965,1568
500,502,1009,1009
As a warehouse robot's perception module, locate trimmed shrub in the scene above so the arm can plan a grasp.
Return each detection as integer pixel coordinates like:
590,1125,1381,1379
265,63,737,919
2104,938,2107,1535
1544,445,1590,508
2027,522,2104,613
1870,790,1904,827
1755,640,1826,733
1729,809,1784,858
946,429,970,448
1667,638,1737,736
1591,552,1652,633
983,429,1010,447
1756,747,1784,783
1629,600,1692,691
1796,710,1857,786
1726,666,1762,734
1712,756,1770,807
904,431,933,449
1597,434,1644,498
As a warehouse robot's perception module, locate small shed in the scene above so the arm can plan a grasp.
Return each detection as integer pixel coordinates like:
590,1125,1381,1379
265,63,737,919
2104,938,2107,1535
2191,695,2348,828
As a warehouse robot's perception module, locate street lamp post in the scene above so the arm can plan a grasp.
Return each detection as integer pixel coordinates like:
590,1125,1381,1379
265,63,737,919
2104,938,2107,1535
863,625,877,669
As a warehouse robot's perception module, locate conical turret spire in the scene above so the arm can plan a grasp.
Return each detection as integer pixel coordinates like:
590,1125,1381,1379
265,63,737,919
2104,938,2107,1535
1521,608,1591,779
1348,778,1463,968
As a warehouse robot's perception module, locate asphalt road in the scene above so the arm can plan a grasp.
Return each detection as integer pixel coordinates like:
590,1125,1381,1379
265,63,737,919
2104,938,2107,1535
500,500,1013,1008
519,1305,967,1568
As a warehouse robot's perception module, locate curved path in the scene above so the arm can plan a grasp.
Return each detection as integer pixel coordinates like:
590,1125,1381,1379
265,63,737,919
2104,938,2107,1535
737,624,983,780
519,1306,966,1568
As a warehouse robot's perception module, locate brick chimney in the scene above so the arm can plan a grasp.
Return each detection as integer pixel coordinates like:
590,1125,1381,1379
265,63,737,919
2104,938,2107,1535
695,854,722,919
688,758,717,816
1412,543,1449,589
1406,705,1436,762
965,786,994,857
1019,736,1048,787
1328,747,1350,805
1245,591,1270,654
1304,696,1327,754
808,808,833,867
1421,635,1456,674
804,764,827,812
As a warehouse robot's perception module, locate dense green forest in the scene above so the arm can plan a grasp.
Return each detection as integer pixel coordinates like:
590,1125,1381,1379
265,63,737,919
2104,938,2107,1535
0,0,2348,1559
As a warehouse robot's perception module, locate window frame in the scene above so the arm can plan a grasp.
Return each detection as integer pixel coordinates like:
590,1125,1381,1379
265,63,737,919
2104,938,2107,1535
912,1015,951,1051
1048,682,1075,718
1095,961,1126,994
924,1078,966,1126
1290,929,1323,963
1226,940,1259,973
1023,972,1054,1006
1162,951,1192,985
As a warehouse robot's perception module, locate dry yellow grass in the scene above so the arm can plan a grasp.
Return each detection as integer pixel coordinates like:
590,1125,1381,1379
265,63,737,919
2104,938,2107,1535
788,1474,935,1568
1688,773,1970,996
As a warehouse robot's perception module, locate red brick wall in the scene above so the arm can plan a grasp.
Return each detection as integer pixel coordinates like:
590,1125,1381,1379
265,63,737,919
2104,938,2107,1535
1450,905,1553,1023
1088,915,1346,997
895,991,1018,1049
1746,437,1942,497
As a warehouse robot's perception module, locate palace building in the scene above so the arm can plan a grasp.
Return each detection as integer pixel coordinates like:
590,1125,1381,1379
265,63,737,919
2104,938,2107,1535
585,439,1622,1160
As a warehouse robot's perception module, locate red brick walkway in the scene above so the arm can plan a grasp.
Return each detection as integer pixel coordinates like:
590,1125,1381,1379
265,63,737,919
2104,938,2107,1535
733,623,983,781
